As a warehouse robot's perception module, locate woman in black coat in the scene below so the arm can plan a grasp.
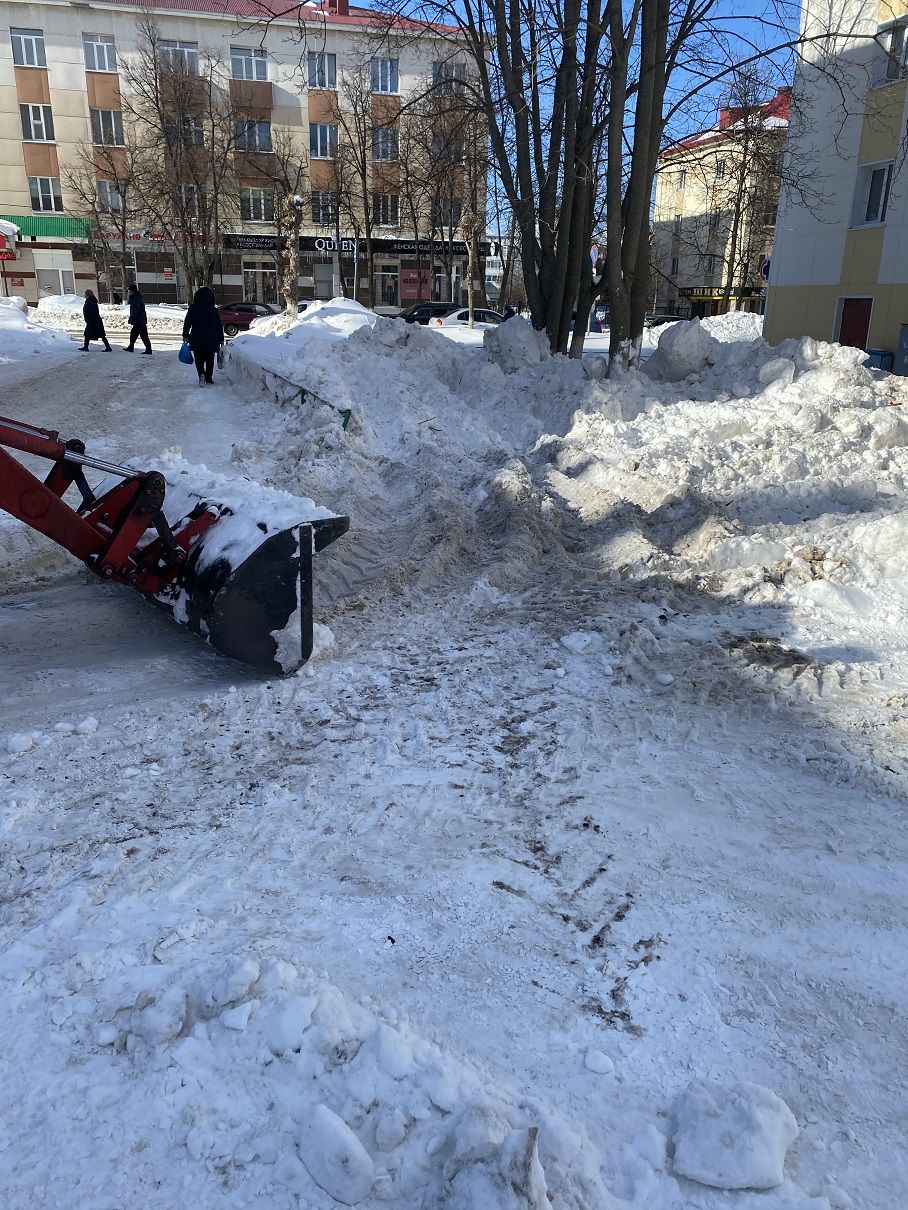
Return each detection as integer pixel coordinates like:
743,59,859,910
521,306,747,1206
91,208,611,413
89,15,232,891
80,289,112,352
182,286,224,386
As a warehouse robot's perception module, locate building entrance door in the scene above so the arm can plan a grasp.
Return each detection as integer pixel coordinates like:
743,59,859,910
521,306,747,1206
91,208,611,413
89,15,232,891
242,260,278,304
377,265,399,307
837,297,872,350
314,262,334,300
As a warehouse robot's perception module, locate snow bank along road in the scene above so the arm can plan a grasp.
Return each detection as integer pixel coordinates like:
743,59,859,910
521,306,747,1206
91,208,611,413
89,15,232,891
1,304,906,1209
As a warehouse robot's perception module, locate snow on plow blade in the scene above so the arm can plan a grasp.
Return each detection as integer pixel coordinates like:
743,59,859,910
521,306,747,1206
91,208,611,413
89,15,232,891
152,513,349,674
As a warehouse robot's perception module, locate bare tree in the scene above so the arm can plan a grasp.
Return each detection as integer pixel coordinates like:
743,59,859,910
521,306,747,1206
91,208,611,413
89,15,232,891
119,16,240,296
325,63,380,306
398,88,439,301
244,125,309,315
64,139,137,300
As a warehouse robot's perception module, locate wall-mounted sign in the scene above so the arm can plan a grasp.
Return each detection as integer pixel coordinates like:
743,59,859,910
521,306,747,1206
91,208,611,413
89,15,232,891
223,233,490,258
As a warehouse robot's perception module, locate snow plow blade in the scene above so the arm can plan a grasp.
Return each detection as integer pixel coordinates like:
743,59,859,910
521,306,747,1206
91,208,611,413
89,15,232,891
152,514,349,674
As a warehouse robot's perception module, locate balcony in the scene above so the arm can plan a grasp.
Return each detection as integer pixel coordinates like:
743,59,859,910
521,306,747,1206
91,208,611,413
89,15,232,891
230,78,273,112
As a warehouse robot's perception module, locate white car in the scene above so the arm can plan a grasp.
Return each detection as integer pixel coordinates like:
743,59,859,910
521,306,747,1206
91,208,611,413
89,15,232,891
431,306,504,328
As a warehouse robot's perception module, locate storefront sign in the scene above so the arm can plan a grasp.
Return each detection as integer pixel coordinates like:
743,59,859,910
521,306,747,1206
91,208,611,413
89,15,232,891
224,233,490,258
0,233,14,262
679,286,765,300
223,232,286,251
401,268,431,300
10,276,24,287
162,266,174,279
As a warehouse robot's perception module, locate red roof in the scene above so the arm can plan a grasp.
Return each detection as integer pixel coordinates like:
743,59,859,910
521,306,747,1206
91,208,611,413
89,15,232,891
660,87,791,160
90,0,456,32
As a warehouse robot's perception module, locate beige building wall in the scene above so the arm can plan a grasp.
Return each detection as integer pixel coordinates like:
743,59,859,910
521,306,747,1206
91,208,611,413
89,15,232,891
0,0,474,306
765,0,908,355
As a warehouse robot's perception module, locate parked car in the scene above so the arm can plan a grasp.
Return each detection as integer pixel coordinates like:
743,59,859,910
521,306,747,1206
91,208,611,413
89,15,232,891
217,300,280,337
644,313,681,329
431,307,504,328
399,301,457,325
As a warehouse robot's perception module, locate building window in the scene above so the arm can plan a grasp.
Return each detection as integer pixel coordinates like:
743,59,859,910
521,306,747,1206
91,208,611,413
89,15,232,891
98,180,124,213
432,196,462,228
715,159,726,180
158,40,199,76
83,34,117,73
432,61,466,96
11,28,46,68
311,190,337,225
372,126,399,162
20,103,54,142
308,52,336,90
709,208,721,230
670,256,679,276
677,169,686,189
886,24,908,81
371,58,399,93
852,160,894,225
181,184,205,218
373,193,400,227
673,213,682,235
431,130,465,164
310,123,337,159
29,176,63,212
240,187,274,221
763,205,778,226
91,108,124,146
705,254,715,275
164,116,204,148
235,120,272,153
231,46,267,81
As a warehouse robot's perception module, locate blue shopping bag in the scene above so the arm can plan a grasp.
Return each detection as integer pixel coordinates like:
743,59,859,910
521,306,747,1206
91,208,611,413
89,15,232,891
178,341,193,365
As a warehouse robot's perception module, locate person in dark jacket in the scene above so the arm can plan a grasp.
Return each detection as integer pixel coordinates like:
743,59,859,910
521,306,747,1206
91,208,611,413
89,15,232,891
124,283,152,354
181,286,224,386
80,289,112,352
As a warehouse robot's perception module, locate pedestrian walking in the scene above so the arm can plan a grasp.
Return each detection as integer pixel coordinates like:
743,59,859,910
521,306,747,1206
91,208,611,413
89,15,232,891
181,286,224,387
123,283,152,354
80,289,112,352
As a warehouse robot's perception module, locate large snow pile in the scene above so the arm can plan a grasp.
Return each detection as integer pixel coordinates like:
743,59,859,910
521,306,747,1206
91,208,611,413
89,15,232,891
701,310,764,343
231,301,588,463
241,296,378,345
33,293,187,334
3,302,908,1209
0,294,72,363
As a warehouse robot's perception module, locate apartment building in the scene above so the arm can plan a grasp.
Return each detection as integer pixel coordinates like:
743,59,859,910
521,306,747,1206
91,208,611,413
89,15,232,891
651,88,790,318
0,0,485,307
765,0,908,358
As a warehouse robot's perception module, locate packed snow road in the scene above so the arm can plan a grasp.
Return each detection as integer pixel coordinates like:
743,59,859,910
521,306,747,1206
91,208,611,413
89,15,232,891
1,304,907,1209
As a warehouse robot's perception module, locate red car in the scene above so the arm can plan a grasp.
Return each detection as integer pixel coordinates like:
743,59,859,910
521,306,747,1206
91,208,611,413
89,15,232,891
217,300,279,337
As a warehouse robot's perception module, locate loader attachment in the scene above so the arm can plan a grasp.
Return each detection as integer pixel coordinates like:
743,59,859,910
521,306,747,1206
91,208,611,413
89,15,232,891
150,512,349,674
0,414,349,674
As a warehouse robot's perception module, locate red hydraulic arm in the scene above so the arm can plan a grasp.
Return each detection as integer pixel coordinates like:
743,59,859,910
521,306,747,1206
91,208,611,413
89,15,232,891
0,414,216,593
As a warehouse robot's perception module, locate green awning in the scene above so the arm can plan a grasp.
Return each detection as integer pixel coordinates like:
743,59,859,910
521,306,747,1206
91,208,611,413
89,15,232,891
0,213,91,239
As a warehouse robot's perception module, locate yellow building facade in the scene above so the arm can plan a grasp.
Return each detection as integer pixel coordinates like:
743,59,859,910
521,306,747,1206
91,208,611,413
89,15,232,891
651,89,789,319
765,0,908,358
